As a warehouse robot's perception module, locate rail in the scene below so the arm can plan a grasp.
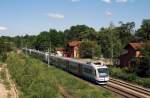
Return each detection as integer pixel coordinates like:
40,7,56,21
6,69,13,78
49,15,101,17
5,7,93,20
103,77,150,98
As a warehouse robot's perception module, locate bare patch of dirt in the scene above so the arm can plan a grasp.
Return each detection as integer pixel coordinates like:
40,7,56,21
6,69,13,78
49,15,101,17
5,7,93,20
0,81,8,98
0,64,19,98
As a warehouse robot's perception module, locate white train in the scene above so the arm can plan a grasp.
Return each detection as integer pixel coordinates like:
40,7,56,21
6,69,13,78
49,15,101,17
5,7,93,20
23,48,109,84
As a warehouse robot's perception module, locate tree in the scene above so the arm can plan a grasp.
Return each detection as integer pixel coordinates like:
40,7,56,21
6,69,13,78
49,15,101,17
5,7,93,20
97,26,123,59
115,21,135,46
79,40,101,58
136,44,150,77
64,25,96,41
33,31,50,51
0,38,13,61
97,28,112,58
33,29,65,51
136,19,150,40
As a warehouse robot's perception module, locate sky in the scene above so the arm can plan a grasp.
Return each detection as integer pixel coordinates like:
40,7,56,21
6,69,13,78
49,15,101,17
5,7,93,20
0,0,150,36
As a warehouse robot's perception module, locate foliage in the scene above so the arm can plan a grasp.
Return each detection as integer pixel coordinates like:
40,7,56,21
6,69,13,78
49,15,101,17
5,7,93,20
136,19,150,40
109,67,150,88
79,40,101,58
115,21,135,46
97,27,123,58
0,38,13,62
135,44,150,77
6,52,117,98
33,29,65,51
6,52,60,98
64,25,96,41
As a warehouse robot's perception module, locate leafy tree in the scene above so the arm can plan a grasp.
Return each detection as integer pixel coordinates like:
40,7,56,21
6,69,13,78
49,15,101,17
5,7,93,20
0,38,13,61
115,21,135,46
97,28,112,58
97,26,122,58
79,40,101,58
136,44,150,77
64,25,96,41
136,19,150,40
33,31,50,51
33,29,65,51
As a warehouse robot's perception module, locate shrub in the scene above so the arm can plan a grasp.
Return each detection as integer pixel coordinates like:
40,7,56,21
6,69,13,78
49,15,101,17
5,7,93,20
110,67,150,88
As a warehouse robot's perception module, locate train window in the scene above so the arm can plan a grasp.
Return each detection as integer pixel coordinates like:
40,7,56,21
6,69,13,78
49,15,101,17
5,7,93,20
94,70,96,76
69,64,77,70
84,68,93,74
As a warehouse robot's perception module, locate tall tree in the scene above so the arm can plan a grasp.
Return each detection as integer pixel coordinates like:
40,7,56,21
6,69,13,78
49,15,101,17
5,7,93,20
79,40,101,58
64,25,96,41
33,29,65,51
136,44,150,77
115,21,135,46
136,19,150,40
0,38,13,61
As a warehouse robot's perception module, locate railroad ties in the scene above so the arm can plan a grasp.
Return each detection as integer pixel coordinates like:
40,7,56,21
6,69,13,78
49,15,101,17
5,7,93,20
103,78,150,98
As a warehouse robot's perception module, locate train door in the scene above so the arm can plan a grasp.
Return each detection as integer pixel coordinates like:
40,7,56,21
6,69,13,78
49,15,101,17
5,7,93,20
65,60,69,71
78,63,83,77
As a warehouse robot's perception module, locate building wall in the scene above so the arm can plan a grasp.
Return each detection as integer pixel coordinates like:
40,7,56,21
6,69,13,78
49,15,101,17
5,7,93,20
73,46,79,58
119,46,136,67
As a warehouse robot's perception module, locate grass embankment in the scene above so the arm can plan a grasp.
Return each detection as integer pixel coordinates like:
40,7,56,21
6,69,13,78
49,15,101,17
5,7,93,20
6,52,117,98
109,67,150,88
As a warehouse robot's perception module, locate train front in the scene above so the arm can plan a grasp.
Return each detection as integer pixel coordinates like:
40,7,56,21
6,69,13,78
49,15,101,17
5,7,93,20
94,62,109,84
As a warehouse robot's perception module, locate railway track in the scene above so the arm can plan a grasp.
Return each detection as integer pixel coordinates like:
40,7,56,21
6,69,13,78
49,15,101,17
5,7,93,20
103,78,150,98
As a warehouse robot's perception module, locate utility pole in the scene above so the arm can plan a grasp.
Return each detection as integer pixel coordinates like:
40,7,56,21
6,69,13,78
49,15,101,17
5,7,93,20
48,48,50,66
26,44,27,56
48,33,52,67
110,22,114,65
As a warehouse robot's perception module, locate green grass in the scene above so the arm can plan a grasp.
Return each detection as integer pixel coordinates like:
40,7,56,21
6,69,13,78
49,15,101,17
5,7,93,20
6,52,118,98
109,67,150,88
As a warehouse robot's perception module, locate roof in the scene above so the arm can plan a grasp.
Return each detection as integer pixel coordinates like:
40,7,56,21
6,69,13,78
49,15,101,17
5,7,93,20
56,48,64,51
125,43,144,50
145,40,150,45
68,41,81,47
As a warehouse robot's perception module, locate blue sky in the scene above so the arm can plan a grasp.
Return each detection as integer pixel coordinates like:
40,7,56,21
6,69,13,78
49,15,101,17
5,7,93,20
0,0,150,36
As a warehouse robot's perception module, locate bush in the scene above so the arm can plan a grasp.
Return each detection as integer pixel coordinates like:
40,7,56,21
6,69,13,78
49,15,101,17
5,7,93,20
135,78,150,88
130,45,150,77
110,67,150,88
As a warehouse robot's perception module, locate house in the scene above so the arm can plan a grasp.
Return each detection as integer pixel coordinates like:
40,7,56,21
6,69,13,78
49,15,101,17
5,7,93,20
65,41,81,58
56,48,64,56
119,42,144,67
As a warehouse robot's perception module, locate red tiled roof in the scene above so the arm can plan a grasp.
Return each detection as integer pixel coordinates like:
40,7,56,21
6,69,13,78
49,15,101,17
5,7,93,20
145,40,150,45
68,41,81,47
56,48,64,51
127,43,144,50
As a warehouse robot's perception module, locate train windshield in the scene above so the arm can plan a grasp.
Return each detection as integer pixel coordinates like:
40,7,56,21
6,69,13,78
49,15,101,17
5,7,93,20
98,68,109,77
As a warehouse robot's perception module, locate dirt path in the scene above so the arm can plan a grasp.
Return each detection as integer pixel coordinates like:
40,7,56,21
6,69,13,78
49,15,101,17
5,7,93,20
0,66,7,98
58,85,73,98
0,64,19,98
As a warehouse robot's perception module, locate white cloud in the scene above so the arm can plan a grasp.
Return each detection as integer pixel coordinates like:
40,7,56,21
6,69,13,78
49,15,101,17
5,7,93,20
106,11,113,16
71,0,80,2
116,0,128,3
101,0,112,3
101,0,128,4
0,26,7,32
48,13,64,19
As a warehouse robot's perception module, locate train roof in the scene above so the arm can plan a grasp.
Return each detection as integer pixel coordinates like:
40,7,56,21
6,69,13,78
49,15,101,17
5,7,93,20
50,54,108,68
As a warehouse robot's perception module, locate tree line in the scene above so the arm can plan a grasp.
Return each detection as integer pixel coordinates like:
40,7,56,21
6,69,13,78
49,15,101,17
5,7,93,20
0,19,149,76
0,19,149,59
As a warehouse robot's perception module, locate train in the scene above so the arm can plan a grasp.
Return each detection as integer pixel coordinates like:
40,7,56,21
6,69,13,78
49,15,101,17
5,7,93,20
23,48,109,84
